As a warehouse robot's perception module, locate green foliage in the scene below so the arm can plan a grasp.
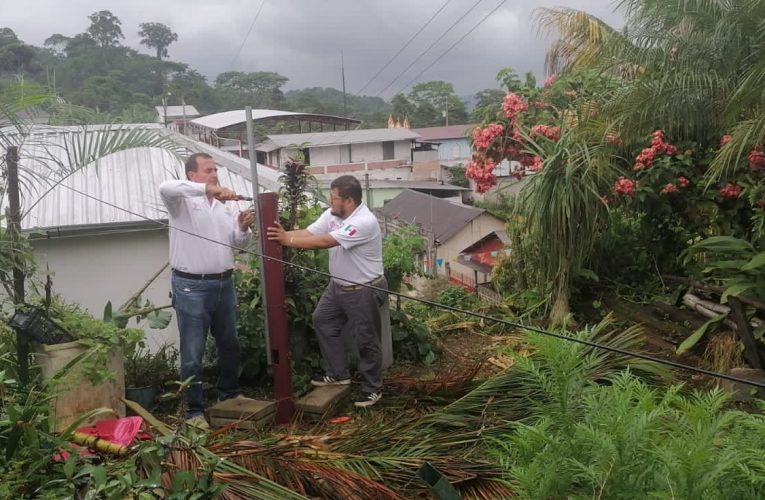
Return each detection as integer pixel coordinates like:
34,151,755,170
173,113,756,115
125,343,178,389
138,22,178,60
391,80,468,127
683,235,765,303
389,308,439,366
491,372,765,499
87,10,125,48
437,285,475,309
382,224,425,295
445,163,469,188
48,299,144,384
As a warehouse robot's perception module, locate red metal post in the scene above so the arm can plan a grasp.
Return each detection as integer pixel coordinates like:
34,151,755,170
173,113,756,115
257,192,294,423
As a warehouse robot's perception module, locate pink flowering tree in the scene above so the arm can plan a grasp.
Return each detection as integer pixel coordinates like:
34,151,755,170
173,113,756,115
473,69,620,325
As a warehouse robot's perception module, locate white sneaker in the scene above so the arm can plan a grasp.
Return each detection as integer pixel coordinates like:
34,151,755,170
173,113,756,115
354,392,382,408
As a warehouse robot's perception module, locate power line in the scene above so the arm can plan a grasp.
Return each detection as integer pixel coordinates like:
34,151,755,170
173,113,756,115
355,0,454,96
393,0,507,97
48,180,765,391
227,0,267,70
373,0,483,98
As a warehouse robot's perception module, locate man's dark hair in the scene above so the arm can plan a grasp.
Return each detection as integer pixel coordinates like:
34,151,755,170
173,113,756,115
185,153,213,179
331,175,362,205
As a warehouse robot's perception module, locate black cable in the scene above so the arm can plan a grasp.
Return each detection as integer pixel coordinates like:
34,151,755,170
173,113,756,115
373,0,483,98
393,0,507,97
227,0,267,70
355,0,454,96
52,182,765,390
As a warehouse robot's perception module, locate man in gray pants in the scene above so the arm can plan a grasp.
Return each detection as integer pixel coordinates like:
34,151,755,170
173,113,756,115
267,175,387,407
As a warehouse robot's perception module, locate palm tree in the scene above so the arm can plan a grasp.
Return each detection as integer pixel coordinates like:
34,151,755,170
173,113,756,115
536,0,765,173
516,124,616,325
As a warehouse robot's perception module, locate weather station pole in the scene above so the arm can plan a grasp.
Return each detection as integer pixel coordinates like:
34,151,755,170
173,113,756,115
245,107,294,423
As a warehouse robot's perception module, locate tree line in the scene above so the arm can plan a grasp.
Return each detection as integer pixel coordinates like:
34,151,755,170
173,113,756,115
0,9,508,128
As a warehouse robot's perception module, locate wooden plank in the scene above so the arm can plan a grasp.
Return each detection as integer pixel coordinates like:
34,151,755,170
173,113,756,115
209,414,274,430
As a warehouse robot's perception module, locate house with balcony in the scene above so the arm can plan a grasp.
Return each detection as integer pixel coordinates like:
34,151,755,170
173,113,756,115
255,127,420,173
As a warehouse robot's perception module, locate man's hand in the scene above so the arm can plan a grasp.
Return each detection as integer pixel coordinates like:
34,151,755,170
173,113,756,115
238,209,256,232
266,221,288,245
206,185,239,201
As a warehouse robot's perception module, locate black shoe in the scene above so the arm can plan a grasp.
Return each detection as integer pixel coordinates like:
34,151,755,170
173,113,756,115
354,392,382,408
311,375,351,387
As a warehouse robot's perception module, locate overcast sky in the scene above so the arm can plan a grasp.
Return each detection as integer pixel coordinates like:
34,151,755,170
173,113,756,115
0,0,624,99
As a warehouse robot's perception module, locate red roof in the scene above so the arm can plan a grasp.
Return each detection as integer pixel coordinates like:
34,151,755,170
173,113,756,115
411,124,477,141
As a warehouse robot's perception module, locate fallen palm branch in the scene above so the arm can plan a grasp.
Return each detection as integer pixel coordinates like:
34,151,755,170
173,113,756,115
126,314,660,499
385,361,483,396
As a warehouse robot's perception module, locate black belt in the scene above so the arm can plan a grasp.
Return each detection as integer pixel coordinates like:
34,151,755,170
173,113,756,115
338,275,385,292
173,269,233,280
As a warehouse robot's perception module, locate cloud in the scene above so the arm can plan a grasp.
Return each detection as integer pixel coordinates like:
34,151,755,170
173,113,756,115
0,0,624,99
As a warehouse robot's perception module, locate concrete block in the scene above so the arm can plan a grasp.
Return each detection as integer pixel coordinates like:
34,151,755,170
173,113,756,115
296,385,351,421
208,398,275,429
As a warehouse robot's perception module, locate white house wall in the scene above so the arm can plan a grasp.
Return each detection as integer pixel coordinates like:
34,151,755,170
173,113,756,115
435,213,506,277
306,140,412,167
31,230,180,353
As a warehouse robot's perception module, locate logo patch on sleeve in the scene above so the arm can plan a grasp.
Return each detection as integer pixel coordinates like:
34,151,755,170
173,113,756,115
342,224,357,237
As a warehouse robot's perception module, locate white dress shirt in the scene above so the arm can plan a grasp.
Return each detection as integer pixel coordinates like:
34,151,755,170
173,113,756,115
159,180,251,274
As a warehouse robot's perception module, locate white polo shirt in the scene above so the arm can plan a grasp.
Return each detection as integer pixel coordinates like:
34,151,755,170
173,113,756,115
159,180,251,274
307,203,383,285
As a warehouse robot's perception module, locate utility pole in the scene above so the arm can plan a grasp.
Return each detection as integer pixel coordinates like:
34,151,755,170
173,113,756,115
181,96,187,135
6,146,29,384
341,49,348,117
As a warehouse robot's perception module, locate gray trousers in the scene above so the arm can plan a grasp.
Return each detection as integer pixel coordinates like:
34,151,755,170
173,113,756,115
312,277,388,393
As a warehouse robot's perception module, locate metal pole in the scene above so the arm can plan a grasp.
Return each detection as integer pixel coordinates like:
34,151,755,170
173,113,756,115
181,96,187,135
341,49,347,117
245,106,272,364
6,146,29,384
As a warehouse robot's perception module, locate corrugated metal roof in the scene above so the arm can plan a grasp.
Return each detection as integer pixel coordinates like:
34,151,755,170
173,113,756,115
260,128,421,150
411,124,476,141
155,105,200,120
190,109,361,131
0,124,280,231
378,189,484,244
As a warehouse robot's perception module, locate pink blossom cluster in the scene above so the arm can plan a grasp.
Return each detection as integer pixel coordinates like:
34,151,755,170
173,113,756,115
634,130,679,170
613,176,639,197
466,158,498,193
472,123,504,150
748,148,765,173
544,74,557,88
721,134,733,146
502,92,528,121
528,156,544,172
660,183,677,195
677,176,690,188
720,183,742,199
530,124,561,142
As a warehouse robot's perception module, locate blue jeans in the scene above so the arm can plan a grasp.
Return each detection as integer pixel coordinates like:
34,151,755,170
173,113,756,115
171,274,241,417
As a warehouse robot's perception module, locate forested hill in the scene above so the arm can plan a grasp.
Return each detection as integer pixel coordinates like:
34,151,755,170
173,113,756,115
0,10,494,127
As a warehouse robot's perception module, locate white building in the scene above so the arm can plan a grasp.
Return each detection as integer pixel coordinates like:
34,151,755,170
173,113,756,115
1,124,277,351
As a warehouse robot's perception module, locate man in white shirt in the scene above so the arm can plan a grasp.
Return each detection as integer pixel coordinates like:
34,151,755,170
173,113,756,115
267,175,387,408
159,153,255,428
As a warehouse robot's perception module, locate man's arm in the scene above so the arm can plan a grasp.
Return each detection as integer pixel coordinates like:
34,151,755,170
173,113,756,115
266,222,339,249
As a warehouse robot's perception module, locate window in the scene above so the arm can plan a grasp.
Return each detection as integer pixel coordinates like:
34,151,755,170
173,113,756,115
382,141,395,160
